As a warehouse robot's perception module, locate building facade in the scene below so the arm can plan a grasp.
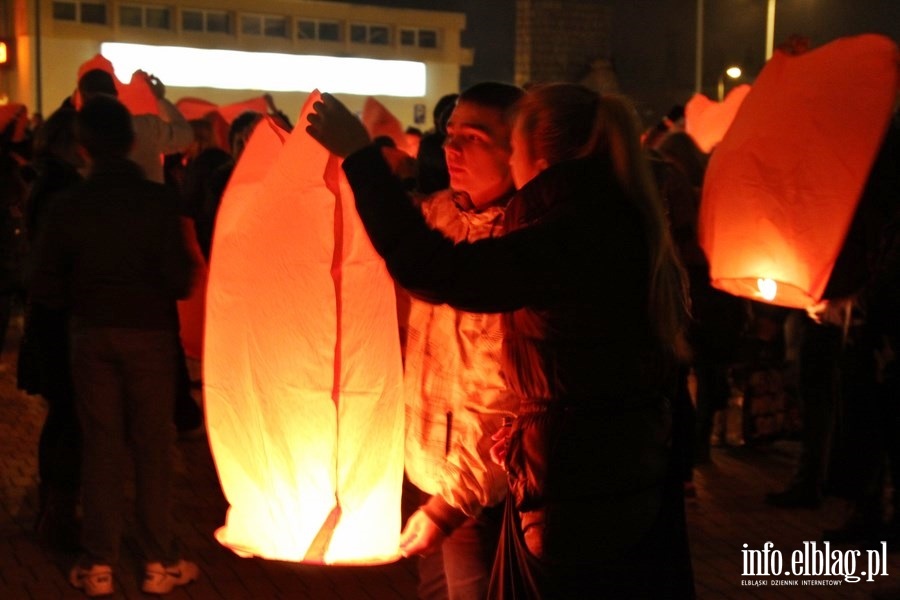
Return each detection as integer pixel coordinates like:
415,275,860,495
1,0,472,127
514,0,618,94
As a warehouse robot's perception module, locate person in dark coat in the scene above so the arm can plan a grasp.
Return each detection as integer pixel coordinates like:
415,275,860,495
30,95,200,597
306,84,694,599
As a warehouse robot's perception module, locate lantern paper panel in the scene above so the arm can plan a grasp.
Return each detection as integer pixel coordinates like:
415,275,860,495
684,84,751,154
698,34,899,309
204,91,405,564
361,96,414,156
175,96,269,124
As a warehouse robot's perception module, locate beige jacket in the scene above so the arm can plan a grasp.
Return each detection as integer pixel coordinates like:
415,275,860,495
403,189,521,530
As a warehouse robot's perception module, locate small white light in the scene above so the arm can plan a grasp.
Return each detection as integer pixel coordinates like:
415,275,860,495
757,278,777,301
725,66,742,80
101,42,426,97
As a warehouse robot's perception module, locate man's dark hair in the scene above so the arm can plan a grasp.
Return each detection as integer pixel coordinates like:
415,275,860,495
76,95,134,159
77,69,118,100
457,82,524,113
432,93,459,134
228,111,263,149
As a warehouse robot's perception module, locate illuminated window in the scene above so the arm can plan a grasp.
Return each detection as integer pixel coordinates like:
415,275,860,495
298,19,341,42
350,23,391,45
242,14,288,38
399,28,438,49
182,8,231,34
120,5,171,30
52,1,108,24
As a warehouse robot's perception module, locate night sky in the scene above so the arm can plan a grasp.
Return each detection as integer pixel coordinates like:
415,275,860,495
340,0,899,123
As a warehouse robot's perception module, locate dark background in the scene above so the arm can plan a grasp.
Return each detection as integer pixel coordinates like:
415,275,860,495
341,0,900,124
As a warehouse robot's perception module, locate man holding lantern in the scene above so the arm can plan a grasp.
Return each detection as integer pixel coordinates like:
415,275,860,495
396,82,524,599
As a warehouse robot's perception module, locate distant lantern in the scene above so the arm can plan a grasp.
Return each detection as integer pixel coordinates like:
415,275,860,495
698,34,899,309
203,91,405,564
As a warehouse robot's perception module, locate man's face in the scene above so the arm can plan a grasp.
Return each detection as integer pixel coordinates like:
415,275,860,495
443,101,514,209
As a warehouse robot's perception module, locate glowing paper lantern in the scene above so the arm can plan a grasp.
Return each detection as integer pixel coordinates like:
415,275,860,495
684,84,751,153
175,96,269,124
76,54,158,116
699,34,899,309
204,91,404,564
361,97,408,154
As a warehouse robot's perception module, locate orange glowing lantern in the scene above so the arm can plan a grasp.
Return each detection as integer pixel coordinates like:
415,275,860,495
203,91,404,564
175,95,269,124
361,96,410,155
75,54,158,115
698,34,899,309
684,84,751,153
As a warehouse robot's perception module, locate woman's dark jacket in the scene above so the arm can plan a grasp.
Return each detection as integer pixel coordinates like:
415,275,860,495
343,144,672,402
343,144,673,516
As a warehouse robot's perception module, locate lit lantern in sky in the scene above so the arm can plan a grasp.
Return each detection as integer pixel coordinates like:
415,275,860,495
203,91,405,564
699,34,899,309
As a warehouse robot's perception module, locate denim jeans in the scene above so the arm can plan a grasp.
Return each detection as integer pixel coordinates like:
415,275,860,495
70,325,180,565
417,498,504,600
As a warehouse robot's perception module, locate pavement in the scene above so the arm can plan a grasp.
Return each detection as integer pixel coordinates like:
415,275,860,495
3,310,900,599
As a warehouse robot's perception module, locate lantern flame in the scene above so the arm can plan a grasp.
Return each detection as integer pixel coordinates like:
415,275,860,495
757,278,777,301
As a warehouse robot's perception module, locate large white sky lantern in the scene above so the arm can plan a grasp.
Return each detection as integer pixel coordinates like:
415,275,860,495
203,91,405,564
100,42,426,97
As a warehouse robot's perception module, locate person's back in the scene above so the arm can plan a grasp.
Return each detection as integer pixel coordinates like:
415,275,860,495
77,68,193,184
30,95,199,598
48,161,192,327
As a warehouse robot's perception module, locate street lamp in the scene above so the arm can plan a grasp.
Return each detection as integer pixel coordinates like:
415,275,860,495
765,0,776,60
717,66,742,101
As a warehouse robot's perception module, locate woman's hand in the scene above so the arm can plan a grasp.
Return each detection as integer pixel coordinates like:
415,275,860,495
305,93,371,158
398,509,446,558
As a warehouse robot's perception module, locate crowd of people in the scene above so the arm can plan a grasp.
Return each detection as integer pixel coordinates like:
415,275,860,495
0,57,897,599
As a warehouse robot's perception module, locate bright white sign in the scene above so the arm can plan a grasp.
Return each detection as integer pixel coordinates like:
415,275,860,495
101,42,426,97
